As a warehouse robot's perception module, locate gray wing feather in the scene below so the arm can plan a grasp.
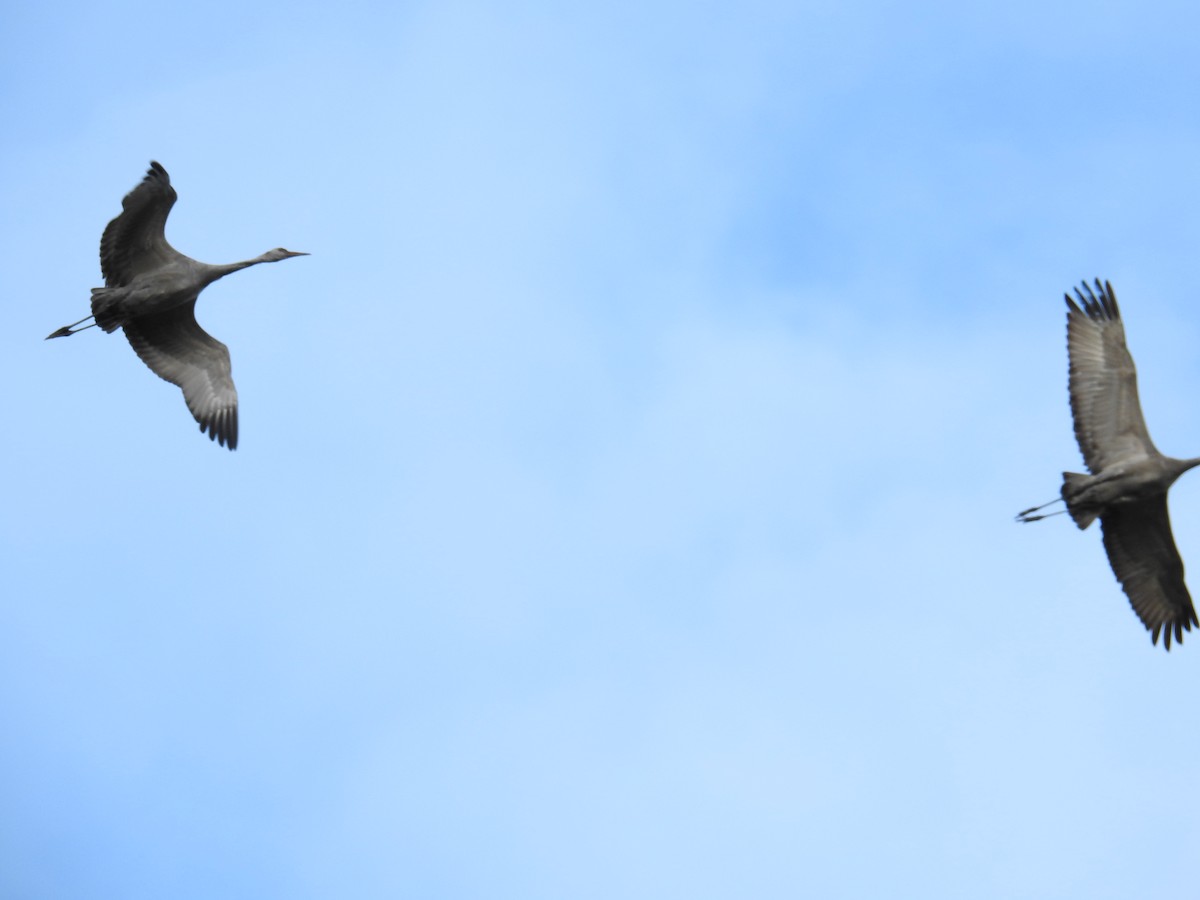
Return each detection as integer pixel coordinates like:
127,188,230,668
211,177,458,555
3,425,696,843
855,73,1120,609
100,161,180,287
122,302,238,449
1066,280,1158,474
1100,498,1198,649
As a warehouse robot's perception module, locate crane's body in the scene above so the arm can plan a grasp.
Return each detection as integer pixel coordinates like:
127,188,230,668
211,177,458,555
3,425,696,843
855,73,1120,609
93,259,227,323
1019,280,1200,649
1061,454,1199,530
47,162,307,449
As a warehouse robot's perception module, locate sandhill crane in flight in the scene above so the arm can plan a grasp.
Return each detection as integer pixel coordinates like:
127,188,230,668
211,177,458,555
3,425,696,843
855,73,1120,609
46,161,307,449
1018,279,1200,649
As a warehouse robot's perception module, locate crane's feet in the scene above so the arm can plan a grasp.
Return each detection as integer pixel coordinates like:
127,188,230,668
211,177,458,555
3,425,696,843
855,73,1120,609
1015,498,1064,523
45,319,98,339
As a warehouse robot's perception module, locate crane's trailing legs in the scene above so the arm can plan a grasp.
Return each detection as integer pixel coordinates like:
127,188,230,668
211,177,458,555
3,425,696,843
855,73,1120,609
45,315,97,339
1015,497,1065,522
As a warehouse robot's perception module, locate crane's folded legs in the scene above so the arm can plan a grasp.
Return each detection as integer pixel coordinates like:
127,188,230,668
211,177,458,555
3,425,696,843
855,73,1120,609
45,315,96,339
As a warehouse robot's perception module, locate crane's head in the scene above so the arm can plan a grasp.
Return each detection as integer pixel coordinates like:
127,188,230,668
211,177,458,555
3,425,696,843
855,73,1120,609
260,247,310,263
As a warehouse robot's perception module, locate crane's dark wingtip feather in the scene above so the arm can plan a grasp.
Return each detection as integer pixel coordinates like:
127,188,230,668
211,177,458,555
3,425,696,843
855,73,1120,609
1150,615,1195,651
198,409,238,450
132,161,171,194
1066,278,1120,324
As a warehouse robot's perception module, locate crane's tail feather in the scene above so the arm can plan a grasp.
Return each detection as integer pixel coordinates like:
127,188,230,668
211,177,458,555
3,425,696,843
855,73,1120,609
1061,472,1099,530
89,288,124,333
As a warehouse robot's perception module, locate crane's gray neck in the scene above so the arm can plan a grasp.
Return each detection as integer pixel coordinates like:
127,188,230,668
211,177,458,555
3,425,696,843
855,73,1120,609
201,255,273,285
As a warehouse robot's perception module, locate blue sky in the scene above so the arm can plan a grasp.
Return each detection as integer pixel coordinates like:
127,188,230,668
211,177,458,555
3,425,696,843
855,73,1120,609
5,1,1200,897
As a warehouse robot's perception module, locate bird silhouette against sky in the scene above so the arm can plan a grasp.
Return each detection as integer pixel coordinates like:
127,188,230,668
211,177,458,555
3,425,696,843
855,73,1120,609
47,161,307,449
1018,279,1200,649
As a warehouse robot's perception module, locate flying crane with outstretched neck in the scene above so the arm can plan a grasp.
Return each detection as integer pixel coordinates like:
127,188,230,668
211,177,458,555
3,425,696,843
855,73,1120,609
47,161,308,449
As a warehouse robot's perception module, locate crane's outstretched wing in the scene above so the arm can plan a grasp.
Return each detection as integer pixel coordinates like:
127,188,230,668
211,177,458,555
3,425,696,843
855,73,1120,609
1066,280,1158,474
100,161,180,287
122,302,238,449
1100,498,1198,649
